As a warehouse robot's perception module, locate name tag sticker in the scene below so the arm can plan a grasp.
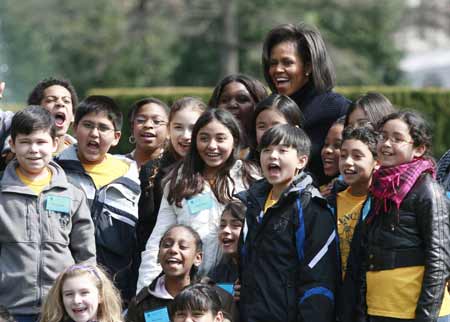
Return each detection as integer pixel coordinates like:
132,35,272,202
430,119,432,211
46,195,71,214
144,307,169,322
218,283,234,295
187,193,213,215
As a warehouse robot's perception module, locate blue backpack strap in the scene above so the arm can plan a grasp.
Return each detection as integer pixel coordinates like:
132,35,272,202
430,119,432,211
296,197,305,261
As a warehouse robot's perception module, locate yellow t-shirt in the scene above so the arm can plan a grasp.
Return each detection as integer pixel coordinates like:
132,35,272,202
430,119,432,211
263,189,278,214
367,266,450,318
82,154,129,189
336,187,366,277
16,167,52,195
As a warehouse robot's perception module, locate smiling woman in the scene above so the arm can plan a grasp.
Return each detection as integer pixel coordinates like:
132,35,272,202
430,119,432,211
262,23,350,185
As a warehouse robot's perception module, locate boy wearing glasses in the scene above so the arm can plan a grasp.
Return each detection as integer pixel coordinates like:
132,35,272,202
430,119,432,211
56,95,140,304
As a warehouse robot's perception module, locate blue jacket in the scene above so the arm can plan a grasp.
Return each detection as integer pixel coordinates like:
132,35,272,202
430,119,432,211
238,173,338,322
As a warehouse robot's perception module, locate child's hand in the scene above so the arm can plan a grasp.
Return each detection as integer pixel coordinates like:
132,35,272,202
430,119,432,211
233,278,240,302
0,82,5,99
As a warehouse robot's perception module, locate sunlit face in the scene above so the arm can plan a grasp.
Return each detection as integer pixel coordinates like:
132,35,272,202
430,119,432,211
41,85,74,137
377,118,424,167
74,112,120,164
196,120,234,176
260,144,307,195
10,130,57,179
347,107,368,127
158,227,202,278
132,103,168,155
218,81,255,133
339,139,377,195
219,211,243,255
173,310,224,322
62,274,100,322
170,108,203,158
321,123,344,177
255,109,288,145
269,41,310,96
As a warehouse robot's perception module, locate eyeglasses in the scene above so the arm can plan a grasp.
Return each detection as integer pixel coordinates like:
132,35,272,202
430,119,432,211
134,116,167,128
80,121,115,134
377,133,414,145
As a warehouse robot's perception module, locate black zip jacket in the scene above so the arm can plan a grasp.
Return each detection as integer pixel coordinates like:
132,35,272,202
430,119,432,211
238,173,338,322
356,173,450,322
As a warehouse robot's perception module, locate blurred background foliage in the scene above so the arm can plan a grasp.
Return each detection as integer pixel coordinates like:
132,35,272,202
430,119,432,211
0,0,408,102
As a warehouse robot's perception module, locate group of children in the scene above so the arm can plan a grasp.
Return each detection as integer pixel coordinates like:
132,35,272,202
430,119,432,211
0,72,450,322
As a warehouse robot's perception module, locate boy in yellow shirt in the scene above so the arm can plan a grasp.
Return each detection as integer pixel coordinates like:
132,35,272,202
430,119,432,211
56,95,140,304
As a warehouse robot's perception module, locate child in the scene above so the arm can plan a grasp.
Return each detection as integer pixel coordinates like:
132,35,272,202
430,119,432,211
40,264,122,322
137,97,207,253
209,74,268,159
250,93,304,163
358,111,450,322
0,81,14,170
126,98,169,168
168,284,225,322
209,201,245,284
0,106,95,322
239,124,338,322
127,225,203,322
137,109,260,293
27,77,79,154
320,116,345,196
56,95,140,304
344,92,396,128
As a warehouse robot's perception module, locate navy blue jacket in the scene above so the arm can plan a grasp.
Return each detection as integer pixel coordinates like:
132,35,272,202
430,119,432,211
290,82,350,186
238,173,338,322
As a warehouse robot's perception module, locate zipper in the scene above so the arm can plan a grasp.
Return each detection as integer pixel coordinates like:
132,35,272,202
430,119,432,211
36,194,43,307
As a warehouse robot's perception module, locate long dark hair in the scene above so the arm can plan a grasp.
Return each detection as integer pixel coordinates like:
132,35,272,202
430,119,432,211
167,109,256,206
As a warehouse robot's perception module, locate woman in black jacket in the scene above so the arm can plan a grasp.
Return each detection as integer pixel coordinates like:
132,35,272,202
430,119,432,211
262,23,350,185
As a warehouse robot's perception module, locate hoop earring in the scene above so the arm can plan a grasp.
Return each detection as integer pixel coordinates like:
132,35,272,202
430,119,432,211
128,135,136,144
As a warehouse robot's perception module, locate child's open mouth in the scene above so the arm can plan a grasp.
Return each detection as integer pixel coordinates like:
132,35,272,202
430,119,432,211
267,163,281,176
54,112,66,128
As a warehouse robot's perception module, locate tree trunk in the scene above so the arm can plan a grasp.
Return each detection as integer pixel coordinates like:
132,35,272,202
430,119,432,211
221,0,239,77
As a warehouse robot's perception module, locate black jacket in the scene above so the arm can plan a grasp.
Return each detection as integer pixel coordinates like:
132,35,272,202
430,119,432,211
290,82,350,186
238,173,338,322
356,173,450,322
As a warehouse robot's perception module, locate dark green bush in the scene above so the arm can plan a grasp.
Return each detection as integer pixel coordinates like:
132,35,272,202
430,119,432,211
89,86,450,158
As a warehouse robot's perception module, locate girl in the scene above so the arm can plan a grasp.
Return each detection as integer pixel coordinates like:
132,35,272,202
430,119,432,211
262,23,350,185
137,109,260,293
320,116,345,196
358,111,450,322
137,97,207,253
251,93,304,163
126,98,169,168
127,225,203,322
209,201,246,283
345,92,396,128
168,284,225,322
209,74,268,159
40,264,122,322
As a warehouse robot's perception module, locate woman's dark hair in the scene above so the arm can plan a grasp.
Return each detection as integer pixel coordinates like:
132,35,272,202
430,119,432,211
168,284,223,319
222,200,246,223
208,74,268,108
259,124,311,158
159,224,203,279
11,105,56,141
377,110,433,159
127,97,169,126
27,77,78,112
342,123,378,157
167,109,257,206
345,92,396,127
262,23,335,94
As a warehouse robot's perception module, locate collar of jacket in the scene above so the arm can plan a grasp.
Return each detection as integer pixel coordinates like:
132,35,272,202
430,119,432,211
289,81,318,111
1,159,70,194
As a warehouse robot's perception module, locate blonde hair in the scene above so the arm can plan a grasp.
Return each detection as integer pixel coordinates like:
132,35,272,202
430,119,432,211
40,264,123,322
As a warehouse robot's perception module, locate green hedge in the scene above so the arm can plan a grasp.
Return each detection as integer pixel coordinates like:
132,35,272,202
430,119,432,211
89,86,450,158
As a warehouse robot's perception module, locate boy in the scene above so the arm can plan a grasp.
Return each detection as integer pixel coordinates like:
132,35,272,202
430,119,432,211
27,77,79,153
56,95,140,303
238,124,338,322
0,106,95,322
326,124,378,322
